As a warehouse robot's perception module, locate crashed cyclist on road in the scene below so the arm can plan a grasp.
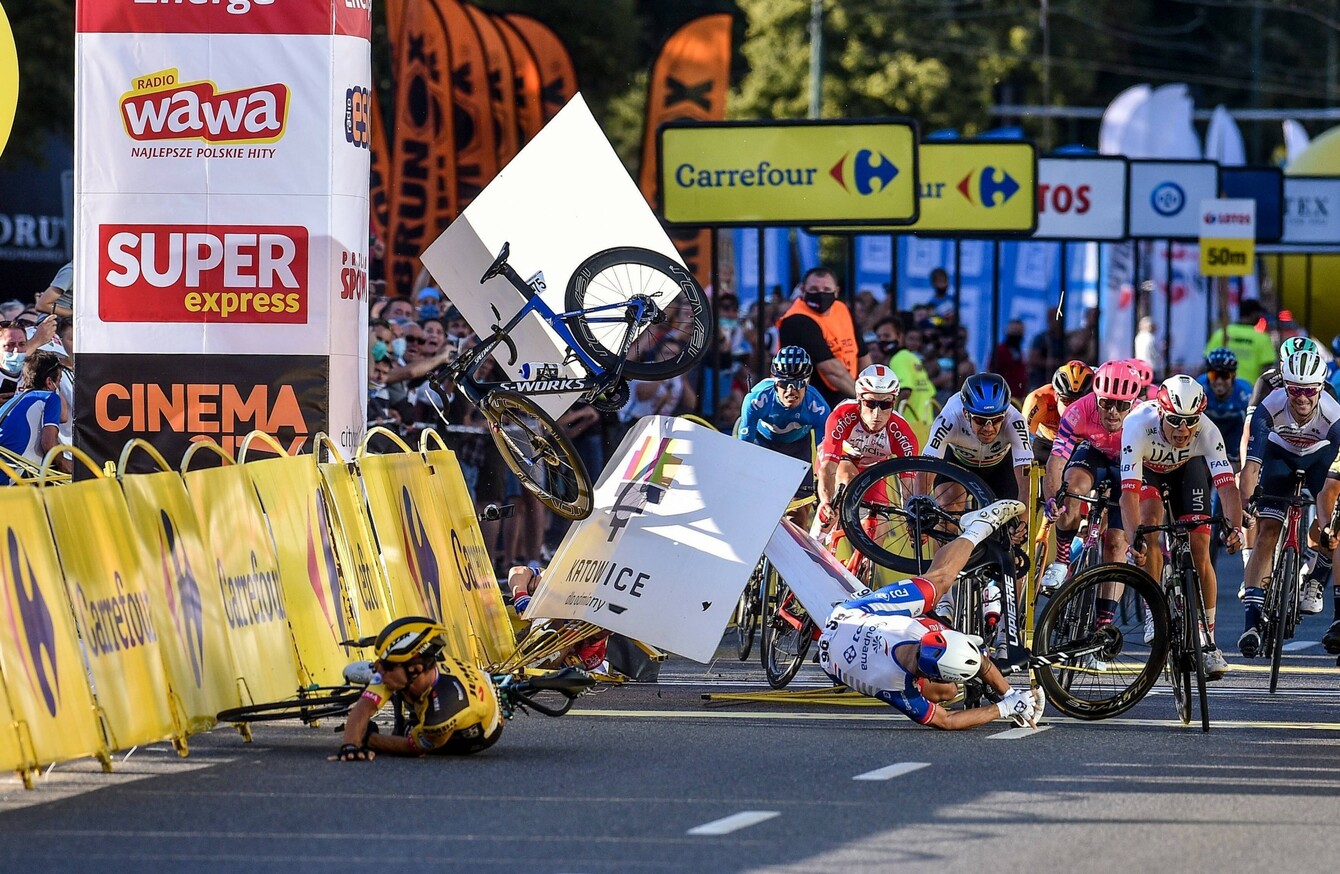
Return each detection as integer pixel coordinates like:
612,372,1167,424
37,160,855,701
818,499,1043,730
332,617,503,761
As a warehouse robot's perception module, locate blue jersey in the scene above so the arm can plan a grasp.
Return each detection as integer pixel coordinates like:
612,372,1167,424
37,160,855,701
737,379,830,446
1197,373,1251,460
0,391,61,481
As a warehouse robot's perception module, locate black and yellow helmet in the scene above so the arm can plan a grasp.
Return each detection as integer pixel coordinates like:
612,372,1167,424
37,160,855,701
374,616,450,665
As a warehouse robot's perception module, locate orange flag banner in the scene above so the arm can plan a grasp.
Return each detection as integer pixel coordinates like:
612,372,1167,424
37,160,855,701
389,0,456,295
369,88,391,251
638,13,732,290
465,4,519,170
494,14,543,144
384,0,405,79
434,0,498,214
505,13,577,122
388,0,457,296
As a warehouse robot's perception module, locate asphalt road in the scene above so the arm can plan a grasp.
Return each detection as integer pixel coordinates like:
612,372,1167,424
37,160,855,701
3,552,1340,874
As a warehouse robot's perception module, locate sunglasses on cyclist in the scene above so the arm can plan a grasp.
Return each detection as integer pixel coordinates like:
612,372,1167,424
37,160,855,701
775,378,806,392
970,414,1004,428
1286,384,1321,399
1165,414,1200,429
1208,369,1236,380
1097,398,1132,413
861,398,896,411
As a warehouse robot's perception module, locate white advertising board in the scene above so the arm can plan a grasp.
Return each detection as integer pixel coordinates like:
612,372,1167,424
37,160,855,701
762,519,872,623
1282,177,1340,246
1127,160,1219,239
523,416,806,663
419,95,685,418
1033,157,1128,241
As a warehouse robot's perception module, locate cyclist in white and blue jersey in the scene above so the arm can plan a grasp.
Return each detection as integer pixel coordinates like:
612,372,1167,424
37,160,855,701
738,347,830,517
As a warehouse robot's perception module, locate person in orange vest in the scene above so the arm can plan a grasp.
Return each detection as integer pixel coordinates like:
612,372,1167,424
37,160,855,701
777,267,871,408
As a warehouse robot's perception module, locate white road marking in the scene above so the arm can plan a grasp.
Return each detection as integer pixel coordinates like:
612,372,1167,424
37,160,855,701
988,725,1053,740
852,761,930,781
1283,640,1318,652
687,811,780,835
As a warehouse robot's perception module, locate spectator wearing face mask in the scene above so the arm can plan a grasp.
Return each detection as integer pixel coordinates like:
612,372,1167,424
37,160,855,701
989,319,1029,400
873,317,936,426
0,350,71,480
777,266,870,408
417,287,444,320
1,317,57,404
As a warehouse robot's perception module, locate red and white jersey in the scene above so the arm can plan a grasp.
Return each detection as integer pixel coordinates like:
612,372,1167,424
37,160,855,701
1120,401,1235,492
819,400,920,469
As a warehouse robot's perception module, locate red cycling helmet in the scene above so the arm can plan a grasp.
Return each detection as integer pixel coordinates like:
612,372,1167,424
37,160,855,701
1092,360,1142,402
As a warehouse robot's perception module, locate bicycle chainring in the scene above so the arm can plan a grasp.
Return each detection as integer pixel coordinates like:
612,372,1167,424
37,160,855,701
590,379,630,413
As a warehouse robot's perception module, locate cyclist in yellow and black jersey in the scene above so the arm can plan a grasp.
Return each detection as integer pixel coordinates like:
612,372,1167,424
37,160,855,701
333,617,503,761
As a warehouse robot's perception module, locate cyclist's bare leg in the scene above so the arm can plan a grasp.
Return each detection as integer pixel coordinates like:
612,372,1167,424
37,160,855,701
1190,527,1217,619
1243,517,1282,595
934,481,969,515
1141,497,1165,583
1054,467,1095,531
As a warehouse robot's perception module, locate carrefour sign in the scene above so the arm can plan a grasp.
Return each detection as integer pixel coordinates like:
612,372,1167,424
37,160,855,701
1127,159,1219,239
657,119,919,226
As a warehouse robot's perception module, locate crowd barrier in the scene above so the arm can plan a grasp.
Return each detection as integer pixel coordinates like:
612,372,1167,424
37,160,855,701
0,429,512,789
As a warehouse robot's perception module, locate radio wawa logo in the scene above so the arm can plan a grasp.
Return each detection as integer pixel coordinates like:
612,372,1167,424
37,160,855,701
120,68,288,156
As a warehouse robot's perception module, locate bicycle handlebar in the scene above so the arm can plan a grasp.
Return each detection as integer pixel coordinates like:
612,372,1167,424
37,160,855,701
1135,515,1227,537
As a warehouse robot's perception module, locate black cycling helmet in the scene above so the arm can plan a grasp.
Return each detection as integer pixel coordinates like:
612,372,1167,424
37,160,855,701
960,373,1010,417
1205,347,1238,373
772,346,813,381
374,616,449,665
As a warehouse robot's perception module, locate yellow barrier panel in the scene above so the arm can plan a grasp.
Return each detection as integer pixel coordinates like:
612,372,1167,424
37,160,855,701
242,438,354,686
42,451,180,752
358,448,479,665
182,443,302,700
0,671,21,774
118,443,243,728
0,486,107,776
317,457,399,635
422,443,516,667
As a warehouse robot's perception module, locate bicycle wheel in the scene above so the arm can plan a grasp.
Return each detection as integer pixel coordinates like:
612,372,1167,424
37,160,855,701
838,457,995,575
735,560,764,661
216,687,362,724
564,247,710,380
1269,547,1298,694
762,584,812,689
1180,562,1210,732
1033,563,1169,720
483,390,593,520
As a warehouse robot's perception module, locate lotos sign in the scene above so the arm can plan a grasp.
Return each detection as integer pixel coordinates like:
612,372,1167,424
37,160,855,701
657,118,920,226
1033,156,1128,241
1199,198,1255,276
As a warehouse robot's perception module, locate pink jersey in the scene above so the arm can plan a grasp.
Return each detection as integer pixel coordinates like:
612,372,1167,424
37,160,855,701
820,400,920,469
1052,393,1124,461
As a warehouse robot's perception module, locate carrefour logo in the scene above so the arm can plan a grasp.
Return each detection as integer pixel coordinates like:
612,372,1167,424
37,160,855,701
400,487,442,621
1151,182,1186,217
829,149,900,195
956,166,1020,207
158,510,205,688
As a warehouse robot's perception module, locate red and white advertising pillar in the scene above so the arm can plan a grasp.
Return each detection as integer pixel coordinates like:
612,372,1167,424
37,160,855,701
74,0,370,465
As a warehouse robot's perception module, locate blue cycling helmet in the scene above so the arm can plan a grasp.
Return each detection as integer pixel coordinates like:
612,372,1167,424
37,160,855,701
960,373,1011,416
1331,334,1340,359
771,346,813,381
1205,347,1238,372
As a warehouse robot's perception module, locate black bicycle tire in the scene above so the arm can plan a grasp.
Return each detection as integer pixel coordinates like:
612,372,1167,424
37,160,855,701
735,562,762,661
1269,548,1297,694
763,584,810,689
838,456,995,574
1033,563,1170,720
1054,583,1090,696
216,687,362,724
483,390,593,520
564,247,710,380
1181,560,1210,732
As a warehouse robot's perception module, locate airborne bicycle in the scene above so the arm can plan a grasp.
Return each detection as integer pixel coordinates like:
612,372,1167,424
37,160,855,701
430,242,710,519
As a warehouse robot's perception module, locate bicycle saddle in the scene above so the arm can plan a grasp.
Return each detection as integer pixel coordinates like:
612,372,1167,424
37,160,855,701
480,241,511,283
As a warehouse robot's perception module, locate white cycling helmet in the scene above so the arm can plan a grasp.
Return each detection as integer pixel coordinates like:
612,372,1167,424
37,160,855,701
855,364,900,398
916,628,986,683
1156,374,1207,417
1281,349,1327,386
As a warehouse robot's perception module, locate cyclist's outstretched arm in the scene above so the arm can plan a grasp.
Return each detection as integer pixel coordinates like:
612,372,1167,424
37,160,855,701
924,660,1015,731
333,696,380,762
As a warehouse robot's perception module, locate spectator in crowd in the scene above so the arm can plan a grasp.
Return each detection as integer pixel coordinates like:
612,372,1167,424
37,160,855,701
989,319,1029,399
1,318,57,404
1134,316,1158,376
928,268,954,321
383,297,415,323
422,317,448,351
35,261,73,319
1205,298,1275,385
873,317,936,426
416,287,444,320
444,307,473,343
1028,308,1067,387
369,319,395,364
705,293,750,429
368,357,395,428
777,266,869,408
0,301,22,322
1066,307,1099,364
0,351,69,479
852,289,879,336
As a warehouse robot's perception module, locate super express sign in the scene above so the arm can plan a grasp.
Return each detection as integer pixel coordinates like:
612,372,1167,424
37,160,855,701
657,119,919,227
816,142,1037,235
